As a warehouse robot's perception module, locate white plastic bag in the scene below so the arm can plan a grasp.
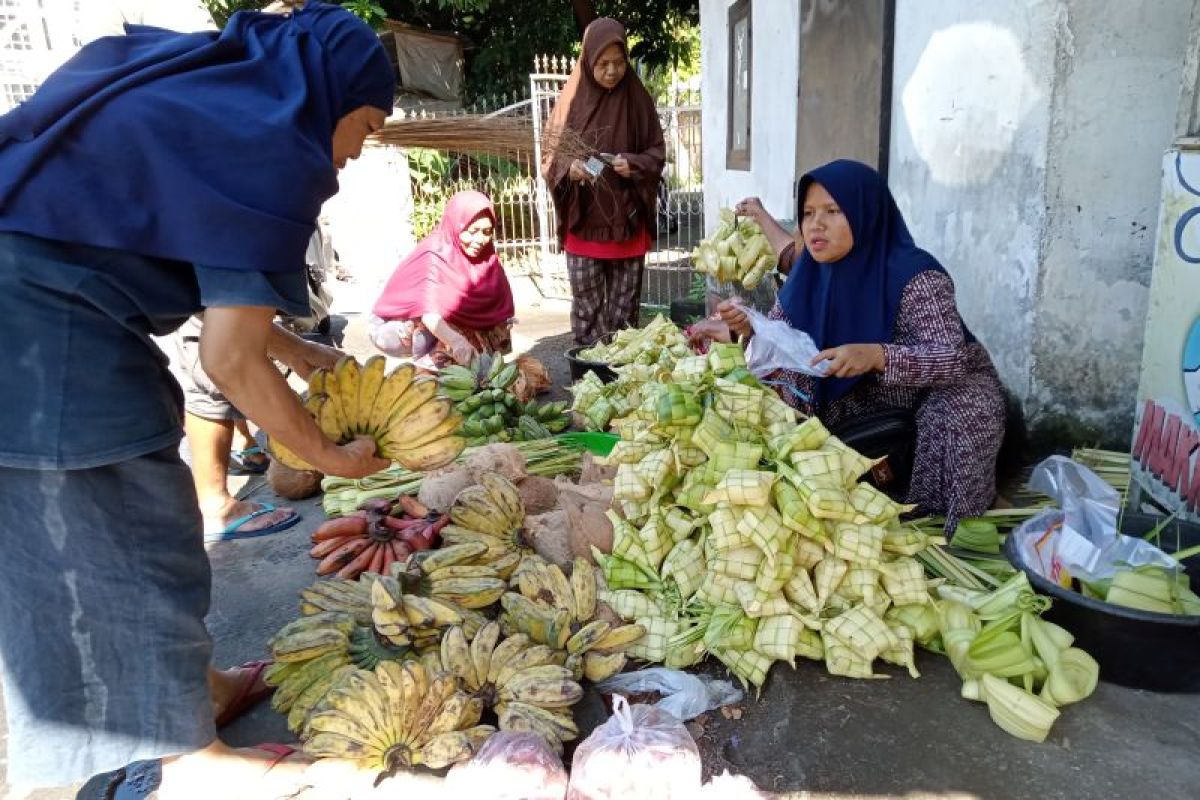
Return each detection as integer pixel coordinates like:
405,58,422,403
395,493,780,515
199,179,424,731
595,667,743,722
444,731,567,800
1012,455,1178,582
566,696,702,800
740,305,829,378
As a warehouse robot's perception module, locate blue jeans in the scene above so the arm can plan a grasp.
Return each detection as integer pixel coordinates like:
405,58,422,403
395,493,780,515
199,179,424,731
0,447,215,787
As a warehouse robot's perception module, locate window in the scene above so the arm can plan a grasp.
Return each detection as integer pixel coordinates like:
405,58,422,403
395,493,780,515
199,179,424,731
726,0,752,170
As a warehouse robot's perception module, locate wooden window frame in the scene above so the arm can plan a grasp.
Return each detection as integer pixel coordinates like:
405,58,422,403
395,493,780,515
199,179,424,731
726,0,752,170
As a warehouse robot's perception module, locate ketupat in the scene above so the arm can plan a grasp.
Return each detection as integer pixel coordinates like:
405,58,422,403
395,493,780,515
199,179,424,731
691,208,778,289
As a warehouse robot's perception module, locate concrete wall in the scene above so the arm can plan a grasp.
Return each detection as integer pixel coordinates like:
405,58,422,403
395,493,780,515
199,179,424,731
699,0,801,230
890,0,1195,443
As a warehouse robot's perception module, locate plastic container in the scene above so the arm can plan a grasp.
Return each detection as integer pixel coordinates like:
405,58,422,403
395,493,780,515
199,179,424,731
565,345,618,384
1004,512,1200,692
555,431,620,457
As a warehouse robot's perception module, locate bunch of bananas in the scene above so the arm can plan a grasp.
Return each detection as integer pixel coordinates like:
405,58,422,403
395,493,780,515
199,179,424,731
303,660,495,777
501,556,646,682
371,546,509,649
435,620,584,753
439,356,570,446
270,355,466,472
441,472,530,564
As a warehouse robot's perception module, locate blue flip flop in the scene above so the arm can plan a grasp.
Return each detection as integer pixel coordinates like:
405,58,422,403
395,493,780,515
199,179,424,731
204,503,300,543
228,445,269,475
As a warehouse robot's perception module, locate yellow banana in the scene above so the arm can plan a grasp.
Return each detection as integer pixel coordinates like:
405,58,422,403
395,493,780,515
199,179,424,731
419,650,444,677
419,731,474,769
494,645,559,689
271,627,348,663
356,355,387,435
418,541,489,573
592,623,647,653
429,577,507,609
457,695,484,729
539,561,576,614
333,357,362,434
267,434,314,471
486,632,532,686
571,558,597,622
390,403,462,450
490,550,523,580
563,652,584,681
307,367,331,396
478,471,523,522
399,594,440,628
305,708,380,755
367,365,415,434
387,435,467,472
440,527,512,561
396,661,428,744
498,704,564,753
425,565,499,582
303,731,374,763
420,596,468,627
439,625,476,688
384,377,439,430
566,620,612,655
497,665,583,708
504,700,579,741
271,651,349,712
426,692,471,736
463,724,496,752
370,575,403,611
583,651,627,682
469,621,501,692
408,672,459,746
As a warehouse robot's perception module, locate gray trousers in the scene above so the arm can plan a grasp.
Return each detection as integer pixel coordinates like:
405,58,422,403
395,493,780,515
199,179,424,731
0,447,215,787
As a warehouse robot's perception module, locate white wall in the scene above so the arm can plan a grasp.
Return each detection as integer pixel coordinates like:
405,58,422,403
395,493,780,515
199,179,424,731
889,0,1195,441
700,0,801,231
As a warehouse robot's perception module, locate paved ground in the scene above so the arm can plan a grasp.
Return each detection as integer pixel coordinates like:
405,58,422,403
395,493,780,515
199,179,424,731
4,286,1199,799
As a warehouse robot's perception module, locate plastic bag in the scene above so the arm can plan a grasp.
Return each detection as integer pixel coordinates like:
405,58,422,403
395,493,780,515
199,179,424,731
699,771,770,799
445,731,568,800
567,696,702,800
740,305,829,378
595,667,743,722
1012,456,1179,582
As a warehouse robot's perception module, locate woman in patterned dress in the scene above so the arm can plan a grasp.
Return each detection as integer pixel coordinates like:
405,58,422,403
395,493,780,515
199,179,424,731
694,160,1005,529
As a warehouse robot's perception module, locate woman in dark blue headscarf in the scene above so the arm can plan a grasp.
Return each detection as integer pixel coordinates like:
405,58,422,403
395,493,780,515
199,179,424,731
0,3,397,795
699,160,1006,530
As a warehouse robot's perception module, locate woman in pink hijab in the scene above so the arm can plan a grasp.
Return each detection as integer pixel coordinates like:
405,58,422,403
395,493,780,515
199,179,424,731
370,190,516,368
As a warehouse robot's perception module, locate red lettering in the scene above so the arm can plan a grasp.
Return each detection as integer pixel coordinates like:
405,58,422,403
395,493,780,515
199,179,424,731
1171,427,1200,495
1188,454,1200,515
1133,400,1164,466
1150,414,1180,480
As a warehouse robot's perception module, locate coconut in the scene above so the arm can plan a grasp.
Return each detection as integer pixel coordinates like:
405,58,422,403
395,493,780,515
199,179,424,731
464,443,527,482
417,466,473,512
266,459,323,500
525,510,573,568
517,476,559,516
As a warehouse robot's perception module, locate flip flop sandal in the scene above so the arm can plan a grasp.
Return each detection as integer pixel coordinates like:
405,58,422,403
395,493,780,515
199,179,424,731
204,503,300,543
75,745,298,799
215,660,276,728
228,445,269,475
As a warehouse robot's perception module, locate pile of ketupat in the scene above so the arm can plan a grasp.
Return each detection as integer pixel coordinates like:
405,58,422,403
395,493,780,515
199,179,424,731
585,340,1098,742
578,314,691,367
691,208,778,289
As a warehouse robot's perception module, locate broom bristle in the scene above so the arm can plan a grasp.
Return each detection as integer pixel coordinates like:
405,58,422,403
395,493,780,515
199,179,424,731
368,114,597,161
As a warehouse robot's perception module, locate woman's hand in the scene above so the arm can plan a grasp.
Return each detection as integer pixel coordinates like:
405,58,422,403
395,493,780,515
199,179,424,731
448,337,477,366
686,318,731,350
717,299,753,340
735,197,767,222
611,155,632,178
812,344,886,378
569,159,590,183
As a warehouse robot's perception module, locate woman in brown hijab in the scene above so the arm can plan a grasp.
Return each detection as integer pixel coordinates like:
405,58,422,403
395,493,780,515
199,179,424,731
542,17,666,345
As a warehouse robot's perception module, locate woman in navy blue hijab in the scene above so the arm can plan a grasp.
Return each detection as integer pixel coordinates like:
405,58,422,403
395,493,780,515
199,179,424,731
700,160,1006,530
0,3,399,796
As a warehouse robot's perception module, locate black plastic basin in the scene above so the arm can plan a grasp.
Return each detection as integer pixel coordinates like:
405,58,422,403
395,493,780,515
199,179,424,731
565,346,617,384
1004,512,1200,693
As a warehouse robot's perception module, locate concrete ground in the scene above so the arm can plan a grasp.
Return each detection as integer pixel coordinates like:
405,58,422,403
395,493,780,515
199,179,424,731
4,284,1199,800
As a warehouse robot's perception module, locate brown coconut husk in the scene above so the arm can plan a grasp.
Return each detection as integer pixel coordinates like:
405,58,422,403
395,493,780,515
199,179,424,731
510,354,552,403
266,459,323,500
525,509,573,568
463,444,528,482
517,476,559,516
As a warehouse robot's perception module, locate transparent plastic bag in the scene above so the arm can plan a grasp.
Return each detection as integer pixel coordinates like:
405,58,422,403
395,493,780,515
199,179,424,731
740,305,829,378
444,731,568,800
595,667,743,721
566,696,702,800
1012,455,1179,582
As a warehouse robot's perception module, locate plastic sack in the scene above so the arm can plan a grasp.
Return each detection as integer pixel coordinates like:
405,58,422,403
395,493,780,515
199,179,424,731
1011,455,1179,582
595,667,743,722
566,696,702,800
444,731,568,800
699,771,770,799
740,305,829,378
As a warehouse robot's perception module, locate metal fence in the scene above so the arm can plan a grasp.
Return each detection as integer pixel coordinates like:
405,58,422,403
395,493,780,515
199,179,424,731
406,55,704,311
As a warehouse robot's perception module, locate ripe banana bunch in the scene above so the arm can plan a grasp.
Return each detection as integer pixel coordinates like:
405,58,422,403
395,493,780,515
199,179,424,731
270,355,467,473
435,621,584,754
303,661,495,777
441,472,529,564
367,563,495,654
501,555,646,682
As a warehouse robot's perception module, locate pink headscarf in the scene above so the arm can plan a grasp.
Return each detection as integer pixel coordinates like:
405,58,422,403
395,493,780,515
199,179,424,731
373,191,515,329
